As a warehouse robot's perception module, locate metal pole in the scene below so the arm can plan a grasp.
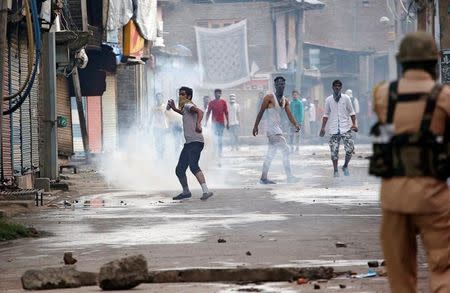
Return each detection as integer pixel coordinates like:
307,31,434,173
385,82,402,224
48,32,58,178
0,1,8,183
295,9,304,90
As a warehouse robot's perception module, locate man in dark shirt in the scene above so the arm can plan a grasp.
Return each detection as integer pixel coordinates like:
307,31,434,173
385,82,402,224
205,89,229,157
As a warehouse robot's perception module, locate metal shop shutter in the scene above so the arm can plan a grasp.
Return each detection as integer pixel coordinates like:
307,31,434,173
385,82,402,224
10,32,22,175
87,96,102,153
19,34,32,173
102,74,117,152
56,76,73,157
1,45,12,180
30,57,39,170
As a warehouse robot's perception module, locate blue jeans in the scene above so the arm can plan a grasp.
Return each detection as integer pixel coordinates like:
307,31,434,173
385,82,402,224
213,122,225,156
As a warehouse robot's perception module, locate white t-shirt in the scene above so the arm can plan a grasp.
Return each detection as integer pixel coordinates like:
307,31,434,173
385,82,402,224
323,94,355,135
229,102,240,126
182,104,204,144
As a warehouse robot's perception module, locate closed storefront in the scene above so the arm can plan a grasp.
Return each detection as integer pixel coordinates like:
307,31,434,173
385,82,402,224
87,96,102,153
116,65,138,148
71,97,85,154
2,30,40,178
56,76,73,158
1,44,12,180
102,74,117,152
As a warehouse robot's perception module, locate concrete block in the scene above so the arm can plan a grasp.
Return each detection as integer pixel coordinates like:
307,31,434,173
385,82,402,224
15,174,34,189
35,178,51,192
50,182,69,191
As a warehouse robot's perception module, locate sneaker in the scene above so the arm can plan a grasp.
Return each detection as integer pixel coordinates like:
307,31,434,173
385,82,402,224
342,166,350,176
172,192,192,200
333,170,339,177
287,176,300,183
200,192,213,201
260,178,276,184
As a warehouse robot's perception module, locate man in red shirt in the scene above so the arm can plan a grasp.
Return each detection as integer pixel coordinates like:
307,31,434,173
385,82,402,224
205,89,229,157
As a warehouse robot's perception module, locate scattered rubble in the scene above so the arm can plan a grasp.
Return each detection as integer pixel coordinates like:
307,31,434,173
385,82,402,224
375,267,388,277
63,252,77,265
237,288,262,292
353,269,377,279
98,254,148,290
26,227,39,237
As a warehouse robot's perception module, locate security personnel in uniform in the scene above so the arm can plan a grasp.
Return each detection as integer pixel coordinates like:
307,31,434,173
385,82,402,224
372,31,450,292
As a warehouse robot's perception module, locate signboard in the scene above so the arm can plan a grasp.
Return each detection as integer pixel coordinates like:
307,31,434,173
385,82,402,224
441,50,450,84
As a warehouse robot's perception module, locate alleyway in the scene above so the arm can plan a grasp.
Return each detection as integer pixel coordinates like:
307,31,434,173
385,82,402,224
0,144,430,291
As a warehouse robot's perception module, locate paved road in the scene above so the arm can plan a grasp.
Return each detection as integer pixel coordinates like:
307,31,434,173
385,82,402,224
0,144,430,291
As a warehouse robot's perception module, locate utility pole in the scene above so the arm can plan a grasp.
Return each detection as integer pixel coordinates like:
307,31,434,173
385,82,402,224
0,1,8,182
40,32,58,179
295,8,304,90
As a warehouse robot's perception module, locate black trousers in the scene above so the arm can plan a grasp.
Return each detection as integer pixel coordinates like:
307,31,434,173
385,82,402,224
175,142,204,178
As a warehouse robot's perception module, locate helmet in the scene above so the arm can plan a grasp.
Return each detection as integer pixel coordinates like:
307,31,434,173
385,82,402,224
396,31,439,63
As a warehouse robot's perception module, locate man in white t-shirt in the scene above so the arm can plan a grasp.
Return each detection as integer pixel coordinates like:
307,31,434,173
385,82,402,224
228,94,241,150
319,80,358,177
166,86,213,201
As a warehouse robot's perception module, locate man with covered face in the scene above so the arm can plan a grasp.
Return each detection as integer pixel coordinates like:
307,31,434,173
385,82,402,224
253,76,300,184
320,80,357,177
167,86,213,201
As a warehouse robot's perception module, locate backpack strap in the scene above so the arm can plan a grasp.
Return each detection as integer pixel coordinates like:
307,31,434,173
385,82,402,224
386,81,398,124
420,84,443,132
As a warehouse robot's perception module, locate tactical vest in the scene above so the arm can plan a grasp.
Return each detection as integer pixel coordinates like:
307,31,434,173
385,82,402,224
369,81,450,180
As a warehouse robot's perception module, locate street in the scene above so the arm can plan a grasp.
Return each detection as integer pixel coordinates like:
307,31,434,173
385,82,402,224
0,143,430,292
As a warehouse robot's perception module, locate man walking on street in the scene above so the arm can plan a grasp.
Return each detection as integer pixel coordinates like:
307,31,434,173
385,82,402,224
308,96,317,136
228,94,240,151
289,90,304,152
206,89,229,157
167,86,213,201
372,31,450,293
253,76,301,184
319,80,357,177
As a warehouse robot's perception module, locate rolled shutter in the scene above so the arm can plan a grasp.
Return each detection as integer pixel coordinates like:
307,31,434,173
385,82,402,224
102,74,117,152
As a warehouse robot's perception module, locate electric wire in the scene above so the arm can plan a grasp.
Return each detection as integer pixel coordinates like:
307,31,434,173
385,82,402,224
3,0,34,101
3,0,41,115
